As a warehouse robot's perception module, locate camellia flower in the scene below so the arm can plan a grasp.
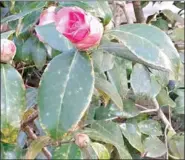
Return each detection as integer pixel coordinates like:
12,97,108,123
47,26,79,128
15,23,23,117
55,7,103,50
1,39,16,63
36,6,56,42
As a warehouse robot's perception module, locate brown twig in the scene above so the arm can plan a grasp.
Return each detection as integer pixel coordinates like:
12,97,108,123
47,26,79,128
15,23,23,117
49,139,75,147
132,0,145,23
21,110,39,129
24,126,52,160
152,98,176,134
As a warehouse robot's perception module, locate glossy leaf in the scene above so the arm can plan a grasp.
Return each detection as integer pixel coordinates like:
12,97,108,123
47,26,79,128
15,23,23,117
130,64,161,98
95,76,123,110
173,1,184,9
59,1,93,11
174,92,184,114
92,49,114,73
138,119,162,136
83,120,132,159
144,136,167,158
20,36,35,63
107,58,129,99
151,18,169,31
168,133,184,159
1,2,46,23
101,24,180,79
110,100,140,119
81,144,98,159
162,9,184,25
17,10,41,35
38,50,94,139
53,143,81,159
1,30,15,39
31,40,47,70
91,142,110,159
156,89,176,108
25,136,50,159
120,123,144,153
89,0,112,25
35,23,73,52
1,64,26,142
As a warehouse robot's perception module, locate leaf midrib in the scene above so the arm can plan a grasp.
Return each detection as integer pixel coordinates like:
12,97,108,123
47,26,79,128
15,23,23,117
109,29,171,71
2,65,8,124
56,51,78,136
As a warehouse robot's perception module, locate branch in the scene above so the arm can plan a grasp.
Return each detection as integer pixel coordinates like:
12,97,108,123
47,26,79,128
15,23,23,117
164,124,169,159
21,109,38,128
115,1,133,24
152,98,176,134
24,126,52,160
132,0,145,23
49,139,75,147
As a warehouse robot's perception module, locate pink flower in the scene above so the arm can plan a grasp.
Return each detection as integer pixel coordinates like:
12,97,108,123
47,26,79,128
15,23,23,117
1,39,16,63
55,7,103,50
36,6,56,42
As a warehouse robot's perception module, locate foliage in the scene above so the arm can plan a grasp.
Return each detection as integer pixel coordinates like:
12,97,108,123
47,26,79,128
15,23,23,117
0,1,184,159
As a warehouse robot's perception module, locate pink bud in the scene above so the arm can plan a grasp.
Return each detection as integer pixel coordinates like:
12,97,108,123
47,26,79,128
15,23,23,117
74,133,90,148
55,7,103,51
1,39,16,63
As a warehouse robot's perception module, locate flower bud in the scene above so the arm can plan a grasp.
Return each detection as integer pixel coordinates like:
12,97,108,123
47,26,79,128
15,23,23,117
1,39,16,63
74,133,90,148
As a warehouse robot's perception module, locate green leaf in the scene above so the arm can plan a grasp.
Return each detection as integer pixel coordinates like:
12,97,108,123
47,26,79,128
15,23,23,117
25,136,50,159
107,58,129,99
59,1,93,11
31,40,47,70
89,0,113,25
16,10,41,35
1,143,24,159
38,50,94,139
110,100,140,119
1,30,15,39
151,18,169,31
1,64,26,142
92,49,114,73
173,1,184,9
168,133,184,159
20,36,35,63
35,23,73,52
53,143,81,159
162,9,184,25
83,120,132,159
144,136,167,158
156,89,176,108
174,92,184,114
91,142,110,159
120,122,144,153
130,64,161,98
138,119,162,136
1,2,46,23
170,27,184,42
81,144,98,159
101,24,181,79
95,76,123,110
141,1,149,8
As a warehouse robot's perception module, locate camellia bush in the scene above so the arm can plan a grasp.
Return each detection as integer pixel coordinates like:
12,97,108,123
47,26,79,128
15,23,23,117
1,1,184,159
